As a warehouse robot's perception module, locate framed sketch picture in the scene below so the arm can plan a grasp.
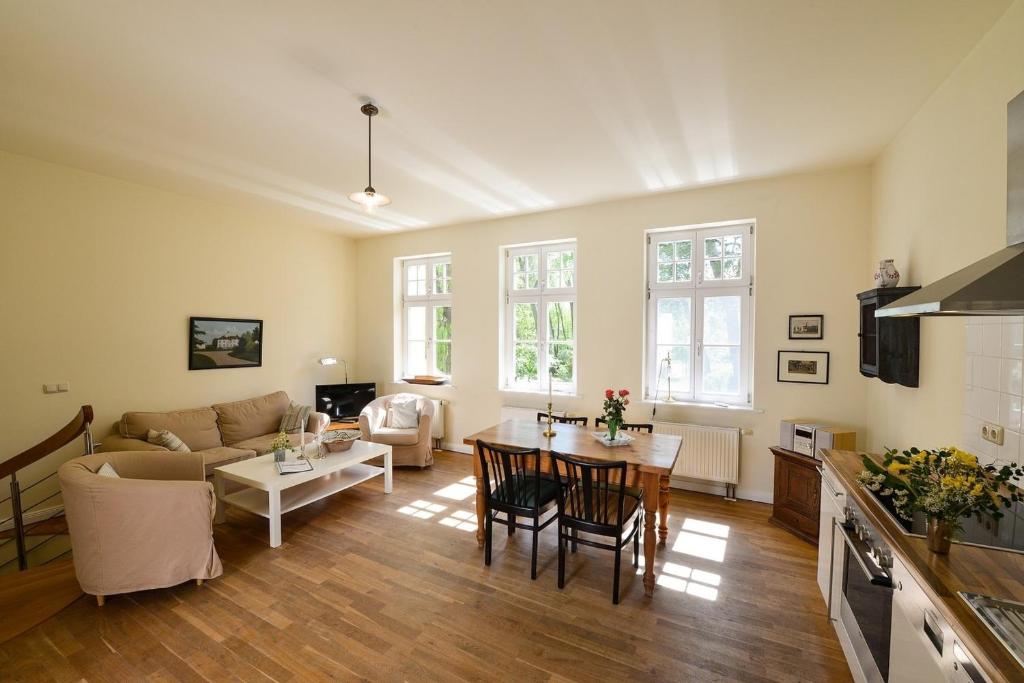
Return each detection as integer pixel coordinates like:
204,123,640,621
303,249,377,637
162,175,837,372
189,317,262,370
788,314,824,340
777,350,829,384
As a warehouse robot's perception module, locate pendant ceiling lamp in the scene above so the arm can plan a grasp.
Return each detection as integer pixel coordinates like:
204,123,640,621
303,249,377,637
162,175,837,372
349,103,391,209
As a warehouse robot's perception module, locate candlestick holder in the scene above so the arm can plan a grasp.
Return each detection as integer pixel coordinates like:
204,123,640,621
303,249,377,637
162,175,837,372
542,401,557,437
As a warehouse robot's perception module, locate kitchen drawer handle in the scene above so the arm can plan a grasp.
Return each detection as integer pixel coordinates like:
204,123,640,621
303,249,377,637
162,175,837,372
837,522,894,588
816,466,843,498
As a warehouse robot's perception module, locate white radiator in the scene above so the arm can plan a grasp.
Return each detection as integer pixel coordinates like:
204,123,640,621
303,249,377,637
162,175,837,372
654,422,741,490
430,399,445,440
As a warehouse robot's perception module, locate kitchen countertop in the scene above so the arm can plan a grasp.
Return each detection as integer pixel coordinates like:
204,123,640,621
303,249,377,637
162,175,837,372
822,448,1024,683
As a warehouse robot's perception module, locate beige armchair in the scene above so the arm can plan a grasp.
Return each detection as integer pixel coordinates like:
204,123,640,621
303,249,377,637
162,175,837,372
359,393,434,468
58,451,223,605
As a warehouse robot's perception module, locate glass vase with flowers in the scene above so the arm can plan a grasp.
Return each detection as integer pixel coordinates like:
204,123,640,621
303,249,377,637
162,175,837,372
858,446,1023,554
601,388,630,442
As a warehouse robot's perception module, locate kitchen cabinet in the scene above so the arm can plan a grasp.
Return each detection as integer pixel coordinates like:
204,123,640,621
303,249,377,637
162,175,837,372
857,287,921,387
816,462,846,616
771,447,821,544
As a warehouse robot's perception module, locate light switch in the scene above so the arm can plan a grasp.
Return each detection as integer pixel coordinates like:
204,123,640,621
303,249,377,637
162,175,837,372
42,384,59,394
57,382,69,392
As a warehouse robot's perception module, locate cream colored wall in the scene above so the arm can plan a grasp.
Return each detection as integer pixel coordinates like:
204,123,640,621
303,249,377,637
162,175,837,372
0,150,356,492
355,166,871,502
866,0,1024,452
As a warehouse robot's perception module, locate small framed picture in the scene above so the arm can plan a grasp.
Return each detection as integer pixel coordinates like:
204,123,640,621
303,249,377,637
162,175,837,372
189,317,263,370
788,314,824,340
777,350,830,384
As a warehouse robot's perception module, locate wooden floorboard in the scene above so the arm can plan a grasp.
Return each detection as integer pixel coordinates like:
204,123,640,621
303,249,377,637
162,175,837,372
2,451,852,682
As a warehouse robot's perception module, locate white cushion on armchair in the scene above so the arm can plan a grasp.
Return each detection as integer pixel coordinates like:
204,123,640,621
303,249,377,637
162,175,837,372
359,393,436,467
386,397,420,429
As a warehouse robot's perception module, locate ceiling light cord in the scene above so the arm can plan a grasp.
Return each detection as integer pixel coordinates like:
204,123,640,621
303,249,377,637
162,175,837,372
349,102,390,208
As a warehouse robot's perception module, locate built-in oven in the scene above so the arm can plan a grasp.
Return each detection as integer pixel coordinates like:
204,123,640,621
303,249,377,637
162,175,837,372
838,504,895,682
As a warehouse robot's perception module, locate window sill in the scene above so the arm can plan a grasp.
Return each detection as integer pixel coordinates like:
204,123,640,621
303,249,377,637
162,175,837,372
641,399,763,414
499,388,579,399
391,380,456,389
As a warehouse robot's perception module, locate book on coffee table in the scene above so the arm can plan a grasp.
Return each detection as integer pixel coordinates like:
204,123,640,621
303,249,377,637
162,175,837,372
275,460,313,475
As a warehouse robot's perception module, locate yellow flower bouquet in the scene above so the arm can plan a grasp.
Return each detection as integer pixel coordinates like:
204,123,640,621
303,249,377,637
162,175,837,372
857,446,1023,553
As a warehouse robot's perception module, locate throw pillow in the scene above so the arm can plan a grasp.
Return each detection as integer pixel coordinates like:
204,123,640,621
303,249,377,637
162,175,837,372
97,462,120,478
386,398,419,429
279,401,312,434
146,428,191,452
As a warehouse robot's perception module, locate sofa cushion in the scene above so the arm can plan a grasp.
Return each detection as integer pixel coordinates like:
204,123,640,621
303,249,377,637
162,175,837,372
196,446,257,477
230,432,317,455
121,408,222,451
279,401,312,434
370,426,419,446
213,391,290,445
97,462,121,479
147,429,191,452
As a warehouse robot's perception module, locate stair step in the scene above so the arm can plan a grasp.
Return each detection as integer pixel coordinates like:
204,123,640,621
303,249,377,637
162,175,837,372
0,515,68,540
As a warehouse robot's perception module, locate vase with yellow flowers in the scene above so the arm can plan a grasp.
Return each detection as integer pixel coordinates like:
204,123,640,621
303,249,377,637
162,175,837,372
858,447,1024,554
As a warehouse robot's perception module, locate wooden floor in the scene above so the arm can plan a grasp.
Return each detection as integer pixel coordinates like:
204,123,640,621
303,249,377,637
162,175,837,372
1,451,852,682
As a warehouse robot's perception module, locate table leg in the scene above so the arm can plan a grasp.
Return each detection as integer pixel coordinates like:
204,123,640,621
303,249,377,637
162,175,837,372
474,448,485,549
658,474,670,546
213,472,226,524
269,489,282,548
642,471,660,596
384,446,393,494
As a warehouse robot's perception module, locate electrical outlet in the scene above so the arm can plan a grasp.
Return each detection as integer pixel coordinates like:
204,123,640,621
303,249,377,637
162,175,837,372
981,422,1005,446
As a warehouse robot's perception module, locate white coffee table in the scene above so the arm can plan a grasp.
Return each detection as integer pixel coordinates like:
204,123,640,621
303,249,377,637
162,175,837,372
213,440,392,548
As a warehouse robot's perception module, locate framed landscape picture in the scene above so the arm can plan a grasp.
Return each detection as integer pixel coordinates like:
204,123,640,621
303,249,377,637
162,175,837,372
189,317,262,370
777,350,829,384
788,314,824,340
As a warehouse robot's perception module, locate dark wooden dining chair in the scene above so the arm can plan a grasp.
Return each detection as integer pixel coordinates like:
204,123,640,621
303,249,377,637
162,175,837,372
476,440,559,580
536,412,589,426
549,451,644,604
595,418,654,433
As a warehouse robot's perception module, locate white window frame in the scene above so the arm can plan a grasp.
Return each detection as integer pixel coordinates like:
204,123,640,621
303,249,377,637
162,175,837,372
501,240,578,394
644,222,754,406
400,254,452,379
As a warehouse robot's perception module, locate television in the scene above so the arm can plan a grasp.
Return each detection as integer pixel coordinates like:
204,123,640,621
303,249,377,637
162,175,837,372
315,383,376,422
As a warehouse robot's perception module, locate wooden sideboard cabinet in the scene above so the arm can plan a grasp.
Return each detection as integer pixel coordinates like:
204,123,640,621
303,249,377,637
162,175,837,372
770,447,822,545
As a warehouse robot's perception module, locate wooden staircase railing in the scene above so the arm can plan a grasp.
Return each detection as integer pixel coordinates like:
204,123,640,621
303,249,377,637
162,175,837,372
0,405,93,572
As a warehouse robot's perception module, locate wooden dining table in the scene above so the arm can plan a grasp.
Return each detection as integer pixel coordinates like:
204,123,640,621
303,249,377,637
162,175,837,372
463,419,682,596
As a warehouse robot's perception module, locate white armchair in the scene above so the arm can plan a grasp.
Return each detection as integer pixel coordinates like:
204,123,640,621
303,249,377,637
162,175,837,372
359,393,435,468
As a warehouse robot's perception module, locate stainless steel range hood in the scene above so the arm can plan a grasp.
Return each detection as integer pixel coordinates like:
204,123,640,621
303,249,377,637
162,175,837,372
877,90,1024,318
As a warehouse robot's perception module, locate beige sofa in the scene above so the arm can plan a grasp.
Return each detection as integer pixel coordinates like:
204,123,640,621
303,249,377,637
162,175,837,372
59,450,222,604
359,393,434,468
102,391,329,476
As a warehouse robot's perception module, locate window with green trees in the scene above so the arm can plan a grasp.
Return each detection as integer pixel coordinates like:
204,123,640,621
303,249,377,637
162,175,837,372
646,222,753,406
503,240,577,392
401,254,452,378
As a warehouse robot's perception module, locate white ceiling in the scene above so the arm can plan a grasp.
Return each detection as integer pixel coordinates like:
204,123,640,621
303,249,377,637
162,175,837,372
0,1,1012,236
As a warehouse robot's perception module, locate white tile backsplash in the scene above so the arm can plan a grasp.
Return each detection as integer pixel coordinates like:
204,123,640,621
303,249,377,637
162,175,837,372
1002,358,1023,396
983,322,1003,357
1003,322,1023,359
964,316,1024,465
998,393,1023,433
974,356,1000,390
